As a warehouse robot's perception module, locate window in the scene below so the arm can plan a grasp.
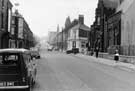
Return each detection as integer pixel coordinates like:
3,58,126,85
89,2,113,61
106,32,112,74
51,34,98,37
1,13,4,29
97,17,100,25
79,29,88,37
12,20,15,24
0,53,19,65
81,42,86,48
11,27,15,35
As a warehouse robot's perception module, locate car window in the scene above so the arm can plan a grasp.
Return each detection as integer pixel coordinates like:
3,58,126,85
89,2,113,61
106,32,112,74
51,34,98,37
0,53,19,65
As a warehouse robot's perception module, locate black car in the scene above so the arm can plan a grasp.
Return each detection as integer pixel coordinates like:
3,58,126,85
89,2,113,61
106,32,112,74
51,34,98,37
30,50,40,59
0,48,37,91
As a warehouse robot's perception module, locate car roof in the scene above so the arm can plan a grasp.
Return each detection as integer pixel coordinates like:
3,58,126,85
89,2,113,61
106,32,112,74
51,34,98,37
0,48,30,54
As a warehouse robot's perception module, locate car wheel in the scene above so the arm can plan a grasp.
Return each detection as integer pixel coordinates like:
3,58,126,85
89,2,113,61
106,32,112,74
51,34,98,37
25,78,32,91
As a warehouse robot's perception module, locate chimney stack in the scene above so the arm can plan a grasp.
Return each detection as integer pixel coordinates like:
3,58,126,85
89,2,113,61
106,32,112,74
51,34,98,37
78,15,84,24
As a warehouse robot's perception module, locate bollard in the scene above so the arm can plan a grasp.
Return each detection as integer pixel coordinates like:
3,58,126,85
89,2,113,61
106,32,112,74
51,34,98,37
114,50,119,62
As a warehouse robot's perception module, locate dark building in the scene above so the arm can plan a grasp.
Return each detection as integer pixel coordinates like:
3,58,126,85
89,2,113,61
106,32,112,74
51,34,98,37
106,11,121,54
10,10,34,49
0,0,12,49
89,0,120,52
23,19,34,49
10,12,18,48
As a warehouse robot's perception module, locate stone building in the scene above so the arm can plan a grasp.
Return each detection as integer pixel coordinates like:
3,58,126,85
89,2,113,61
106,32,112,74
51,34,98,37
0,0,12,48
47,31,57,45
116,0,135,55
67,15,90,53
91,0,135,56
10,11,34,49
52,15,90,52
89,0,123,52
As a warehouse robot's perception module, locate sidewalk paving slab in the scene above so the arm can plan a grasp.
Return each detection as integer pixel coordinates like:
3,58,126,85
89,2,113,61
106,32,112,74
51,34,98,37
75,53,135,72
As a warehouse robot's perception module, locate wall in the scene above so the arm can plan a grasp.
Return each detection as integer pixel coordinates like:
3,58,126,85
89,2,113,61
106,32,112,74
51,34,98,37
120,0,135,55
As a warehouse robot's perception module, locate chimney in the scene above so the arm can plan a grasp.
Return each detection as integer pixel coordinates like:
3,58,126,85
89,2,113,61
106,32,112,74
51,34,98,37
78,15,84,24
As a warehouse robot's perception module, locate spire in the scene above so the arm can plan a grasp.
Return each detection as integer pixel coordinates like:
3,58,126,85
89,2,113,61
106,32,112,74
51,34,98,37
65,16,71,28
57,24,59,33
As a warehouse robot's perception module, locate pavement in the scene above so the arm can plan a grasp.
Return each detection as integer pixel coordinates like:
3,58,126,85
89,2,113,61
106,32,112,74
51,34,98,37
75,53,135,72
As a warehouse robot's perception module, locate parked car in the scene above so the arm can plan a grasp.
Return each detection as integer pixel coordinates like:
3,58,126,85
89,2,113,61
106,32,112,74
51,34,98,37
0,48,37,91
66,48,79,54
66,50,73,54
30,50,40,59
72,48,79,54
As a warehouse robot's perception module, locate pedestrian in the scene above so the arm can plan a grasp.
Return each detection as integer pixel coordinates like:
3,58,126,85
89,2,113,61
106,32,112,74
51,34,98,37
95,47,99,58
114,49,119,62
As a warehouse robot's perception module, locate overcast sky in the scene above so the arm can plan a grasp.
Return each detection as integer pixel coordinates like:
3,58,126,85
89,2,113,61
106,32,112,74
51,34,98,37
10,0,98,38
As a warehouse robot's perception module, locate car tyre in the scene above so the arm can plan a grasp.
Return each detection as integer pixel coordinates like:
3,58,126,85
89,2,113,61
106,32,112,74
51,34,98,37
25,78,32,91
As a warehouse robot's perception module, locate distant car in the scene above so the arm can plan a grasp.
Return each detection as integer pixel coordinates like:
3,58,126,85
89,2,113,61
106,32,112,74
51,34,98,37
0,48,37,91
30,50,40,59
66,50,73,54
48,49,52,51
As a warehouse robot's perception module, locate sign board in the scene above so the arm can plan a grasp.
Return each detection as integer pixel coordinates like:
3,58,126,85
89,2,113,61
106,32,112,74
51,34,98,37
18,18,24,39
8,9,11,32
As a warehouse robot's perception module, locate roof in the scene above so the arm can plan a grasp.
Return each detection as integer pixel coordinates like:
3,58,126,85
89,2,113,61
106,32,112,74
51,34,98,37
117,0,134,13
79,24,90,31
0,48,29,53
72,24,90,31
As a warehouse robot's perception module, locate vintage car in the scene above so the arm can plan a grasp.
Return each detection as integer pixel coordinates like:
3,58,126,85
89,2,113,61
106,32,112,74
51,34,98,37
30,50,40,59
0,48,37,91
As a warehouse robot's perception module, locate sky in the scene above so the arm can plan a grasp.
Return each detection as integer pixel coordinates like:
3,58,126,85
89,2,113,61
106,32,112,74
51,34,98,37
10,0,98,38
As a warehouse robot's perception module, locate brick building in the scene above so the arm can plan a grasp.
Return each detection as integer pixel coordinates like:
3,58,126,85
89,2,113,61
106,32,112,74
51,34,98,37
89,0,122,52
10,10,34,49
0,0,12,48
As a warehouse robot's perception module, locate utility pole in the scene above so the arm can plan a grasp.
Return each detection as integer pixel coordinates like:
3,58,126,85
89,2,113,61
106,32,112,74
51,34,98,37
62,28,63,52
57,25,59,50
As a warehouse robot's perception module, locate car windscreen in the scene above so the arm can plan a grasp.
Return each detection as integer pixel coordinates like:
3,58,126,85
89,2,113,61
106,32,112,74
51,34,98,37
0,53,20,66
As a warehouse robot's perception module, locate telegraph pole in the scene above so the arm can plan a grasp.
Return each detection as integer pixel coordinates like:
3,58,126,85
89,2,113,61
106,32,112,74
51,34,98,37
62,27,63,52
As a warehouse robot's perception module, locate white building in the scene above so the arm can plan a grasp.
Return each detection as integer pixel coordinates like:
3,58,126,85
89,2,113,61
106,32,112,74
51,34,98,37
67,15,90,53
47,31,57,45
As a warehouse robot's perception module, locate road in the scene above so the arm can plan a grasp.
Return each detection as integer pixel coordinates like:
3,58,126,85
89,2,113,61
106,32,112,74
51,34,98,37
32,51,135,91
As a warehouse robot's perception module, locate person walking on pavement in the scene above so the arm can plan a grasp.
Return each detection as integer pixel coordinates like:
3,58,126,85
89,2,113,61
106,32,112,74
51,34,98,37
95,46,99,58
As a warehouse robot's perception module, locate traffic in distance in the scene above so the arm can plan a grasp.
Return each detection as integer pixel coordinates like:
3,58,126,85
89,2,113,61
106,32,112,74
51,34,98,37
0,48,40,91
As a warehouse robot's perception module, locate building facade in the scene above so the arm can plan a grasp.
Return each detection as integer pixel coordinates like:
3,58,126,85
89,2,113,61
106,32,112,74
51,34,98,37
0,0,12,48
67,15,90,53
10,11,34,49
89,0,123,52
90,0,135,56
117,0,135,55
